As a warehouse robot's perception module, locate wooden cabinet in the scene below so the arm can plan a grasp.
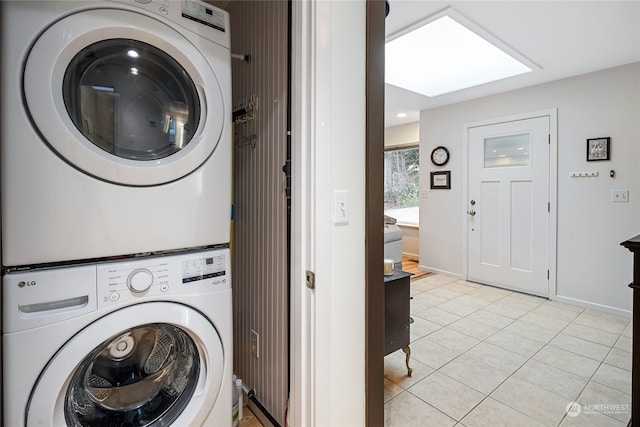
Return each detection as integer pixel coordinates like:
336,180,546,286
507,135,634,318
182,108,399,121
384,270,412,376
620,235,640,426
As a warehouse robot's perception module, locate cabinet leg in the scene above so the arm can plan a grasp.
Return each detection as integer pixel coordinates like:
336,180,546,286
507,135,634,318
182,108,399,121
402,346,412,377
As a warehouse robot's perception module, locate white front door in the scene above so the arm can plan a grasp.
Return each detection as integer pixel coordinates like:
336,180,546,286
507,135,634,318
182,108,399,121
467,116,550,296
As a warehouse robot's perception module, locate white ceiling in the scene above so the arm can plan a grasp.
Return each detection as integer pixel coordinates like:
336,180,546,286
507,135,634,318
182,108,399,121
384,1,640,127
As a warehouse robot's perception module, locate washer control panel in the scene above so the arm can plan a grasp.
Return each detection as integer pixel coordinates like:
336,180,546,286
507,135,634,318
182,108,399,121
127,268,155,293
108,0,229,46
181,0,226,32
97,248,230,308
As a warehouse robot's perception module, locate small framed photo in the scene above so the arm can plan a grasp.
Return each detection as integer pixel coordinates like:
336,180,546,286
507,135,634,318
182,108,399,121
430,171,451,189
587,137,610,161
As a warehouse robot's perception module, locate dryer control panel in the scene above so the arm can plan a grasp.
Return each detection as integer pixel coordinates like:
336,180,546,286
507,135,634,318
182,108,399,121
97,248,231,308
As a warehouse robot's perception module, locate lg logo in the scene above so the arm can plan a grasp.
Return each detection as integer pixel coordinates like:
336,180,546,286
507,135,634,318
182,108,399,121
18,280,36,288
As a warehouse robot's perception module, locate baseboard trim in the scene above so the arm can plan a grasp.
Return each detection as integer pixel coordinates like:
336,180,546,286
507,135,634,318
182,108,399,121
553,295,632,318
402,252,419,261
247,389,281,427
418,266,463,279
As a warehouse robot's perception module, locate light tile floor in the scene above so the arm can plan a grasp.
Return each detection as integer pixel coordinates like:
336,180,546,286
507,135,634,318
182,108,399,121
384,274,632,427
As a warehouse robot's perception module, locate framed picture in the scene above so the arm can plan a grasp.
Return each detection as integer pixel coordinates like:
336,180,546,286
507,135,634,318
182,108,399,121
430,171,451,189
587,137,610,161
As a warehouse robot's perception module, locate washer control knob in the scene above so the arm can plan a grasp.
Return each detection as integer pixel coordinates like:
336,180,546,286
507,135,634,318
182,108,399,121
127,268,153,293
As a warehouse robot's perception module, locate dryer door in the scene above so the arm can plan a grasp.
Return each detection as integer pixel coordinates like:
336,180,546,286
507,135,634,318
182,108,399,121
23,8,227,186
26,302,225,426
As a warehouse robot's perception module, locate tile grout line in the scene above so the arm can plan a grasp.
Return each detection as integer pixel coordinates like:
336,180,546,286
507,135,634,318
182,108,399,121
555,325,630,426
471,297,631,426
434,282,615,426
412,290,562,426
414,281,550,425
387,276,631,426
455,296,566,427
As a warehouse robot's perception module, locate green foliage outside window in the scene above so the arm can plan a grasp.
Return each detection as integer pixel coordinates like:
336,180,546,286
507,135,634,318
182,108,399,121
384,147,419,210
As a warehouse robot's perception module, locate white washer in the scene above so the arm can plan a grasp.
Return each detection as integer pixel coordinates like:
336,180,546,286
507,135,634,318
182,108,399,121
2,248,233,426
1,0,232,267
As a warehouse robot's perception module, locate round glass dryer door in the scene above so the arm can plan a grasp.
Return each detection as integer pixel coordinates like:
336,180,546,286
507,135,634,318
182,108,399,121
63,39,201,162
26,302,225,426
23,9,226,186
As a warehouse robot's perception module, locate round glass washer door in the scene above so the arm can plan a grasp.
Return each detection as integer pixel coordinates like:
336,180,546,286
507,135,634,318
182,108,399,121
65,323,199,426
23,8,226,186
26,302,225,426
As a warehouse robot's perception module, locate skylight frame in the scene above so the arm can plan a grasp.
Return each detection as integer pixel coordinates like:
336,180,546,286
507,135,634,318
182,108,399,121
385,7,540,97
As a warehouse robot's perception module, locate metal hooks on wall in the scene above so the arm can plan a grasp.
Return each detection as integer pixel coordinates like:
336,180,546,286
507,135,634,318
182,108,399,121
233,95,257,149
235,134,257,149
233,95,257,125
231,53,252,63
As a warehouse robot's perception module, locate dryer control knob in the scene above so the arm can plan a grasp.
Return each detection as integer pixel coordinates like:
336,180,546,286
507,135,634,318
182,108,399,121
127,268,154,293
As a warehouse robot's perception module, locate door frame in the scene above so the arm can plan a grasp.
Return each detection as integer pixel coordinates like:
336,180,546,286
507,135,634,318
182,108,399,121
289,1,382,425
462,109,558,298
290,1,315,425
364,1,386,425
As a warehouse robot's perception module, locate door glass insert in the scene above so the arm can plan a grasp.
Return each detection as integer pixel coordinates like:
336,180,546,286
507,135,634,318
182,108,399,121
484,133,530,168
64,323,200,426
63,39,200,161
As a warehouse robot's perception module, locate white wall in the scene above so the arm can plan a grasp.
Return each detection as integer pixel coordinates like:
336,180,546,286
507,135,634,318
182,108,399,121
384,121,419,149
292,1,367,426
420,62,640,315
398,224,419,260
316,2,366,424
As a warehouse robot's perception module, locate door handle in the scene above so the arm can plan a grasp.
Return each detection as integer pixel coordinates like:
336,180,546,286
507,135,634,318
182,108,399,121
469,210,476,216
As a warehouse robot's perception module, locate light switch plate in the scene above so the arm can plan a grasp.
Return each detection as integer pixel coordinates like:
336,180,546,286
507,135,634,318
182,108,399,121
611,189,629,203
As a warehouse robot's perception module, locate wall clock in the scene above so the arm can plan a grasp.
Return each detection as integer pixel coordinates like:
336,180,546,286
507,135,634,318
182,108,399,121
431,146,450,166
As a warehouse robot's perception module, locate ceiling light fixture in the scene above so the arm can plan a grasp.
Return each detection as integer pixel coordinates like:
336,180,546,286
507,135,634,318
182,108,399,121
385,8,539,97
396,112,407,118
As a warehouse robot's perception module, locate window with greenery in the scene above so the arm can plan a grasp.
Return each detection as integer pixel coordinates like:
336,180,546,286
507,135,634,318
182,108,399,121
384,146,419,225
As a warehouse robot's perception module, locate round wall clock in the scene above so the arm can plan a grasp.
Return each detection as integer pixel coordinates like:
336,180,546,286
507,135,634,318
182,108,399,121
431,146,450,166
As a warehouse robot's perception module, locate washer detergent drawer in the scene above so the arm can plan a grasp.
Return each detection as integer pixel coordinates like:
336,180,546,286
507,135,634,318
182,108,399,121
3,266,97,333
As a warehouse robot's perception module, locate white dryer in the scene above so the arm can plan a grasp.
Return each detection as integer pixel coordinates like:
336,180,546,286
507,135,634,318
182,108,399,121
2,248,233,426
1,0,232,267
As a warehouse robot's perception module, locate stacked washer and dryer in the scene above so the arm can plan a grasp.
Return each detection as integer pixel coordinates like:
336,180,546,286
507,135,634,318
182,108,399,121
1,0,233,425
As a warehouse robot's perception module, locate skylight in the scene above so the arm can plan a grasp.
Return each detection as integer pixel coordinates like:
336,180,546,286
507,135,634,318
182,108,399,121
386,9,536,97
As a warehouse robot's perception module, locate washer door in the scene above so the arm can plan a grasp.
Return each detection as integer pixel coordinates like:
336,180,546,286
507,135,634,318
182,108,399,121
27,302,225,426
23,8,226,186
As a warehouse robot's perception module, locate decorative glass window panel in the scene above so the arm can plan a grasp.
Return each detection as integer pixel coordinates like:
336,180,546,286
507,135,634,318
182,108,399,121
484,133,531,168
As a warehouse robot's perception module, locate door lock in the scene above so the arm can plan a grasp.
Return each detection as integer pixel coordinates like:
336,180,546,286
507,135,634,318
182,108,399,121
470,200,476,205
